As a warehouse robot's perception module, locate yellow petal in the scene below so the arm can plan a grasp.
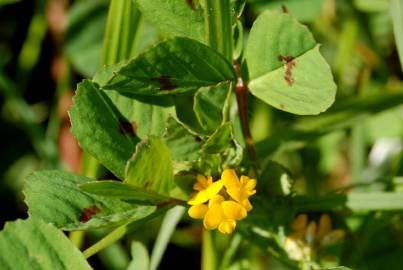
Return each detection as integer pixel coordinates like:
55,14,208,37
208,194,225,207
218,219,236,234
203,203,224,230
226,187,242,202
222,169,240,189
291,214,308,233
317,214,332,242
194,175,210,191
222,201,247,221
305,221,317,245
206,180,223,198
321,229,345,246
188,204,208,219
188,190,209,205
245,178,257,191
241,199,253,212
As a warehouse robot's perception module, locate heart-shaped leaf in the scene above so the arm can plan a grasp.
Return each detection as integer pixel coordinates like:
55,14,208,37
244,11,336,115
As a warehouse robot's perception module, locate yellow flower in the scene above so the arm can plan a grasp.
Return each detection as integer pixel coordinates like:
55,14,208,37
187,170,256,234
204,195,247,234
221,169,256,211
188,175,223,205
284,214,345,261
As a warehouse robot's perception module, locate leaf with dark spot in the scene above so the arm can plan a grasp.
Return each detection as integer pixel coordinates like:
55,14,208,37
186,0,196,11
118,118,137,137
79,205,101,223
151,75,177,91
279,55,296,86
282,5,288,13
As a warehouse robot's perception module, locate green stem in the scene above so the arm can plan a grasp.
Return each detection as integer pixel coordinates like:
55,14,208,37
203,0,233,62
233,63,259,175
202,230,217,270
83,224,128,259
218,233,242,270
102,0,142,65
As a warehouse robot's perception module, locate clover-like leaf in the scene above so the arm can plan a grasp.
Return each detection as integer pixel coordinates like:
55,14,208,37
103,37,236,96
69,80,139,179
244,11,336,115
0,218,92,270
135,0,205,43
24,170,156,230
125,137,175,197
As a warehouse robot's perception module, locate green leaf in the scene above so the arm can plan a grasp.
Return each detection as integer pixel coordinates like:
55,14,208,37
163,117,202,162
252,0,326,22
65,0,108,77
135,0,205,43
125,137,174,197
80,181,166,203
256,91,403,157
323,267,353,270
245,11,336,115
24,170,156,230
128,241,150,270
69,80,139,179
194,83,230,132
391,0,403,70
94,62,175,139
0,218,92,270
103,37,236,96
294,192,403,211
202,122,233,154
0,0,21,6
131,99,175,139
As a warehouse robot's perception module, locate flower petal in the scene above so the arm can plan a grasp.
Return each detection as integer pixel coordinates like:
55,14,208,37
188,204,208,219
206,180,223,198
188,190,209,205
317,214,332,242
218,219,236,234
241,199,253,212
222,169,240,189
203,203,224,230
222,201,247,220
305,221,317,245
321,229,345,246
291,214,308,233
208,194,225,207
194,175,210,191
226,187,242,202
244,178,257,191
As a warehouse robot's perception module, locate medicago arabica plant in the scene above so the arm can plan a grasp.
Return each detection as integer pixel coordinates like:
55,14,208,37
4,0,403,270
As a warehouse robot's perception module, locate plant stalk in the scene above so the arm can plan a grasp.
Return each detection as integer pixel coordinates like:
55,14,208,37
203,0,233,62
233,62,259,175
83,224,128,259
202,230,217,270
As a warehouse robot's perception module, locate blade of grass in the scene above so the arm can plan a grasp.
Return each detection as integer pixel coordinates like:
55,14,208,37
391,0,403,70
149,206,185,270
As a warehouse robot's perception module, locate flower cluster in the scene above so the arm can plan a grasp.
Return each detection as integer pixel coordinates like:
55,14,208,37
284,214,345,261
187,169,256,234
